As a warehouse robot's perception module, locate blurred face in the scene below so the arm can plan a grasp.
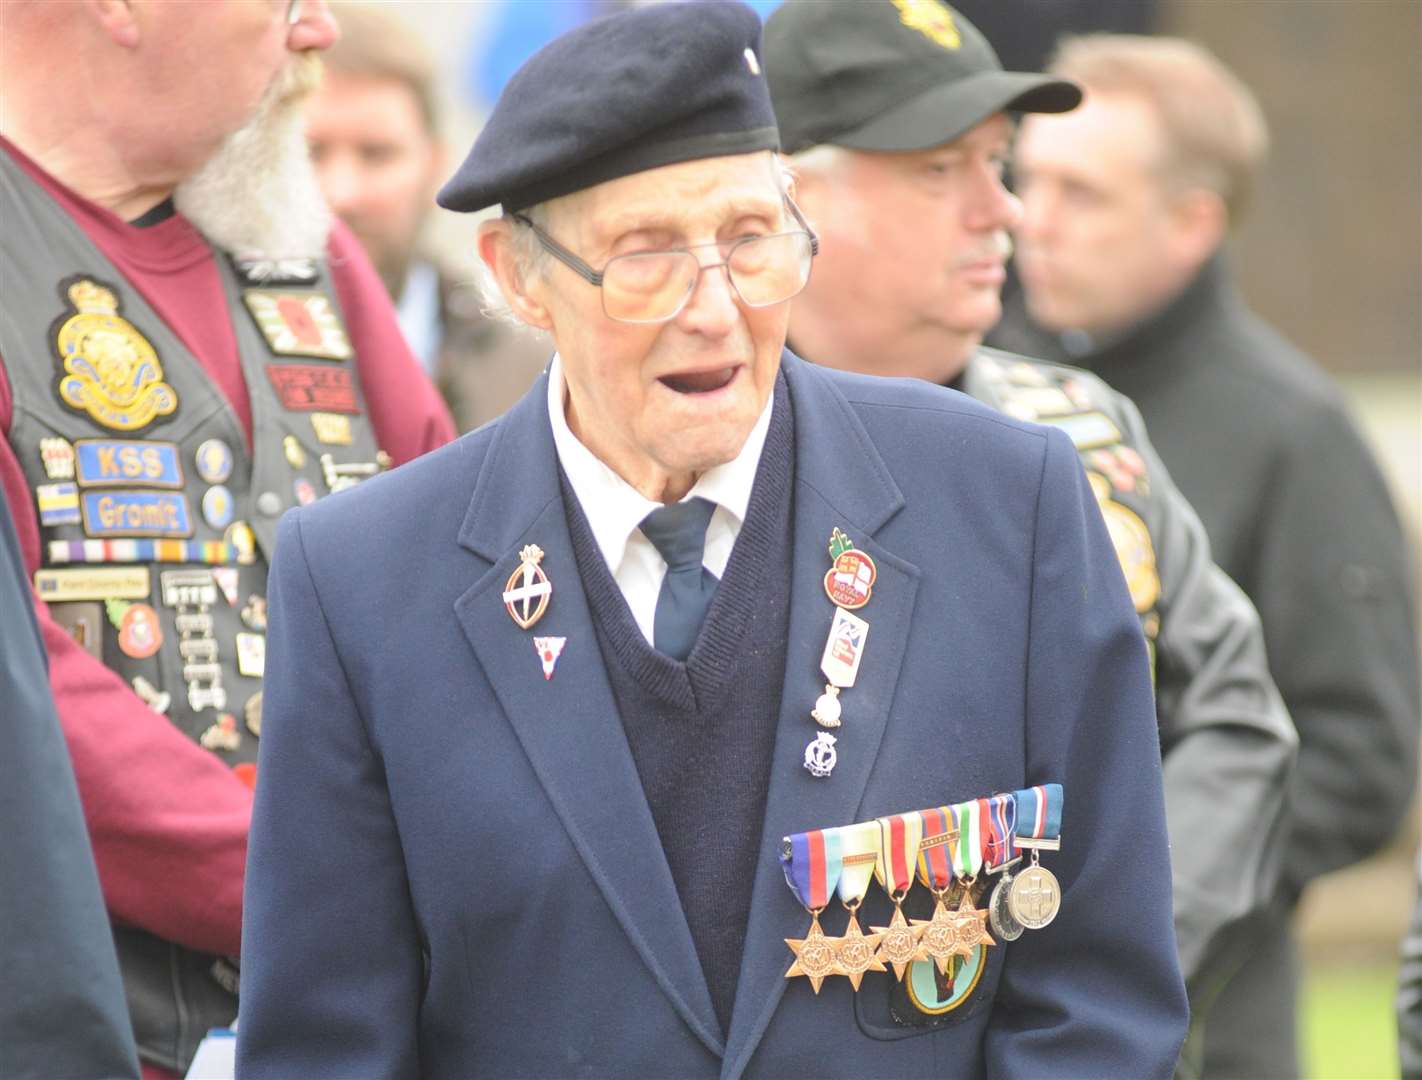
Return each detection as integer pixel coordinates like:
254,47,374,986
1013,92,1196,337
527,153,791,502
306,72,443,291
792,114,1020,378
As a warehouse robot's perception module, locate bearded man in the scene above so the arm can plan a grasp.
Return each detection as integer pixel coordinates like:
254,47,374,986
0,2,454,1076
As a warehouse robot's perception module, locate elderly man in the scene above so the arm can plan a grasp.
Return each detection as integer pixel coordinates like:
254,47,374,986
0,1,454,1075
237,4,1186,1076
995,35,1420,1077
764,1,1295,1065
305,3,550,430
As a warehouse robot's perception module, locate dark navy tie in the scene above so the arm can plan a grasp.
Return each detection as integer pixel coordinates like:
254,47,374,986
640,497,719,661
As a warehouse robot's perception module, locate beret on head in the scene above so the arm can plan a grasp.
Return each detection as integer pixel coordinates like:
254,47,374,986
438,0,780,214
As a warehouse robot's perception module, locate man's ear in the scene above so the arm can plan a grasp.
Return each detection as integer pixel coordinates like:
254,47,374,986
1170,187,1228,271
478,218,554,330
88,0,140,48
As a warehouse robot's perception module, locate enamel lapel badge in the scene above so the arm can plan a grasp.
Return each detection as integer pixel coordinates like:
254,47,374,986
503,544,552,630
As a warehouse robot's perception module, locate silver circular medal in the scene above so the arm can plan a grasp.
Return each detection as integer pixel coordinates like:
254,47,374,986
1007,864,1061,930
989,875,1025,941
811,686,842,728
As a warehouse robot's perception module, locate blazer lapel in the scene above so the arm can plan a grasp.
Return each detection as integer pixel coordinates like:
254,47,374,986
722,357,922,1079
452,377,724,1057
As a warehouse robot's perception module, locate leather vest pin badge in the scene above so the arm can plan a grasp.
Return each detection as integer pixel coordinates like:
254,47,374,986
243,290,353,360
40,437,76,479
107,599,163,659
533,636,566,680
53,279,178,432
503,544,552,629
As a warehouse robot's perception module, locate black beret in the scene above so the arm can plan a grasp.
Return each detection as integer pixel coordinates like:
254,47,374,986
765,0,1081,155
438,1,780,214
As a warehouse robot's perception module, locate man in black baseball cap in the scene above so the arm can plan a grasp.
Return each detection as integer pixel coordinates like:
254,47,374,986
240,2,1186,1075
767,3,1297,1073
767,0,1079,156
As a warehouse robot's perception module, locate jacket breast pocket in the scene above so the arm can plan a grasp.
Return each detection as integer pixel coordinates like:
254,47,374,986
853,940,1004,1041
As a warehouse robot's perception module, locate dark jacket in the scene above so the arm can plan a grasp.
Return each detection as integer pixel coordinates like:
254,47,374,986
994,257,1420,899
238,354,1188,1078
0,498,140,1080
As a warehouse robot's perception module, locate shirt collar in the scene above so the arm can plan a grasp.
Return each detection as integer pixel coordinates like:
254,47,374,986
546,353,773,574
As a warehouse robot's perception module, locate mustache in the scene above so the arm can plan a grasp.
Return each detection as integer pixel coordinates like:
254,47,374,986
954,230,1013,267
274,51,325,106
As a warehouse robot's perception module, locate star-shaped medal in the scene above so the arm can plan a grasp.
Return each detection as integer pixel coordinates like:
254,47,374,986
832,914,885,991
871,904,924,982
784,915,840,994
948,890,995,959
910,898,963,976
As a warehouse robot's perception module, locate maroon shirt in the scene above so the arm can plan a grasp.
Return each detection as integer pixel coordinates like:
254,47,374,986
0,136,454,963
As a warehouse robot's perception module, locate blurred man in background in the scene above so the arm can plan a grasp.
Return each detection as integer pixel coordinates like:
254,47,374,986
0,1,453,1074
994,34,1420,1077
306,3,550,431
765,3,1295,1070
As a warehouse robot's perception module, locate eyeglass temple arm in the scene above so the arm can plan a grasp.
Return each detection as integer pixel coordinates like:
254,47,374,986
510,213,606,286
784,196,820,256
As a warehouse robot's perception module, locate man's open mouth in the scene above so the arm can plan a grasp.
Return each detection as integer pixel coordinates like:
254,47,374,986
659,367,738,394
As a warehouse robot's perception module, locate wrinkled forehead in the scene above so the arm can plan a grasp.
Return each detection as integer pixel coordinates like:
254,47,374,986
552,151,786,244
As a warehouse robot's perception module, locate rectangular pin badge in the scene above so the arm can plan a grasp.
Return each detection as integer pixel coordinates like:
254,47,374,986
1040,411,1123,451
267,364,360,414
35,566,152,602
74,440,183,488
81,490,193,538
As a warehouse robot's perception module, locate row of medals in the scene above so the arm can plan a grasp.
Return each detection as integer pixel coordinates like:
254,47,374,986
786,838,1064,993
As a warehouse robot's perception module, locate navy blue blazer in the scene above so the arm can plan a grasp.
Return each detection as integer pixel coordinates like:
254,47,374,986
238,354,1187,1078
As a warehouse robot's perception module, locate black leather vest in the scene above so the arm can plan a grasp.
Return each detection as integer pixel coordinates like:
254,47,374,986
0,149,389,1072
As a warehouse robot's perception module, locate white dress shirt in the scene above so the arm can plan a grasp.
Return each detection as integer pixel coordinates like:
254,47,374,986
547,354,772,646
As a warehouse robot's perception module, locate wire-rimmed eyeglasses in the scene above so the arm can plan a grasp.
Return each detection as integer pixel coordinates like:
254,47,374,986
511,199,820,325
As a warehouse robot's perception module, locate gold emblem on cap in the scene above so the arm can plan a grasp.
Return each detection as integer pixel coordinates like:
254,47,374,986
54,279,178,432
892,0,962,50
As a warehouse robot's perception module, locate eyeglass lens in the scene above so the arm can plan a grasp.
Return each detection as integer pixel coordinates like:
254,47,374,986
601,233,814,323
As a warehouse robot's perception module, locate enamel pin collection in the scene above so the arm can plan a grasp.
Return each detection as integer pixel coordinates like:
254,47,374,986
502,543,566,679
781,784,1064,997
808,528,877,778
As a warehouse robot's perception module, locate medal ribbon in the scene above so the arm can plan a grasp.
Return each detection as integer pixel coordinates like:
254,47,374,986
1013,783,1064,840
836,821,881,908
979,793,1017,870
948,800,984,879
781,827,844,913
915,806,956,892
874,812,924,898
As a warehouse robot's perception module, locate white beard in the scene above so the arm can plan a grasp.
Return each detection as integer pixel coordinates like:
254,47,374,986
175,53,330,260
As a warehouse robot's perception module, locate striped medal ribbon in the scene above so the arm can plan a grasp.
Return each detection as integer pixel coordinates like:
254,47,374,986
870,811,924,981
781,827,844,993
